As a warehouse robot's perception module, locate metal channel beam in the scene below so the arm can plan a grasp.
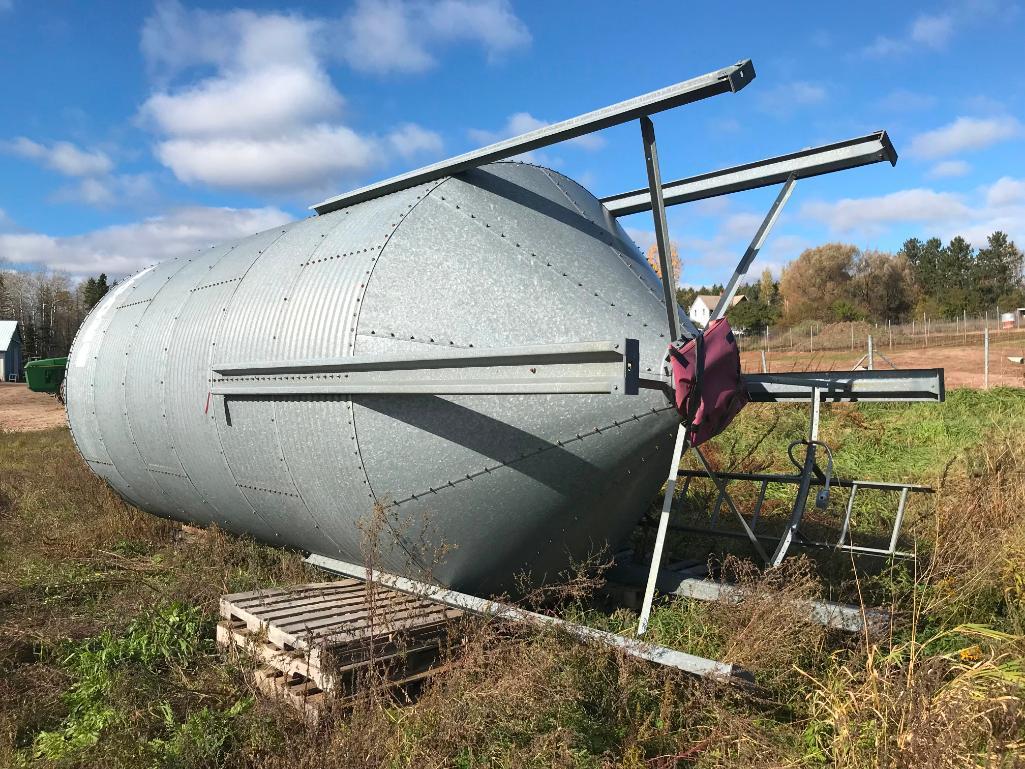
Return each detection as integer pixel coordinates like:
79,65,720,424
607,562,887,634
211,339,640,397
312,61,755,215
712,174,796,322
307,554,751,682
601,131,897,217
743,369,944,403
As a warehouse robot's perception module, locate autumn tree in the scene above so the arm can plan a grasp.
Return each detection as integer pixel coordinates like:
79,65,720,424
850,250,915,322
779,243,857,323
645,242,681,284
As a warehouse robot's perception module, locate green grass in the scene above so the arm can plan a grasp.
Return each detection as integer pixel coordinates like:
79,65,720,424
1,390,1024,767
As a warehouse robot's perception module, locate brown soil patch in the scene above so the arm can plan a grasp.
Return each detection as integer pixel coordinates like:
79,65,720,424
0,383,67,432
740,336,1025,389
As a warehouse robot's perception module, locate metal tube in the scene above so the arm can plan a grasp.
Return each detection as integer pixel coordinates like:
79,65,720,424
712,175,796,321
640,117,695,340
307,553,749,681
637,424,687,636
694,447,770,563
985,327,990,389
837,483,858,546
888,487,909,555
602,131,896,216
314,61,755,214
770,387,820,566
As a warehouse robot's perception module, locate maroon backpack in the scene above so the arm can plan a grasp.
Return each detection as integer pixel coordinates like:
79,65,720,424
668,318,749,447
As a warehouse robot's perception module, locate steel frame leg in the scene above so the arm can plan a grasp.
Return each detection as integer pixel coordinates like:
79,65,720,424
770,387,821,566
637,423,687,635
694,447,771,564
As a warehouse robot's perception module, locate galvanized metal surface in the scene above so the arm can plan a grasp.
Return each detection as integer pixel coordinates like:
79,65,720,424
742,369,945,402
601,131,897,217
66,162,680,594
312,61,754,215
307,553,749,682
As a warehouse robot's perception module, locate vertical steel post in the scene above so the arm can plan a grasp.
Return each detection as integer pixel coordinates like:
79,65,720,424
637,424,687,635
868,335,874,370
984,327,990,389
640,117,693,341
771,387,821,567
761,350,767,373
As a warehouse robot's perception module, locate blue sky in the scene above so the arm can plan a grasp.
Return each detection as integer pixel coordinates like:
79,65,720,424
1,0,1023,286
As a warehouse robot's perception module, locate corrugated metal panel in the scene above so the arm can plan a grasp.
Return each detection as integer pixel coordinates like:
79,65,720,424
66,164,683,593
125,245,235,525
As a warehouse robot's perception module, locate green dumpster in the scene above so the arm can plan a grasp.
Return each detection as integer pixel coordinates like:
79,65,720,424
25,357,68,395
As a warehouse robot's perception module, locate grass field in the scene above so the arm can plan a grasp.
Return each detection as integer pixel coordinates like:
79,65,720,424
1,389,1024,767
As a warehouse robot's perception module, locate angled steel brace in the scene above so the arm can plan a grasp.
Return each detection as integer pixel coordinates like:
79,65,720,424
313,60,755,215
713,174,796,321
307,553,752,682
694,447,771,564
637,423,687,635
640,117,699,341
601,131,897,217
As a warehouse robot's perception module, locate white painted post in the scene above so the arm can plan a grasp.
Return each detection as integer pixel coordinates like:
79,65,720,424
637,425,688,636
868,335,874,370
984,327,990,389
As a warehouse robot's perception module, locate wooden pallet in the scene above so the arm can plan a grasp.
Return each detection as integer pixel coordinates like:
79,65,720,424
217,580,462,718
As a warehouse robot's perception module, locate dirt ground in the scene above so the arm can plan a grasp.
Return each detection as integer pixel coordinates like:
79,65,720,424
740,335,1025,389
0,383,67,432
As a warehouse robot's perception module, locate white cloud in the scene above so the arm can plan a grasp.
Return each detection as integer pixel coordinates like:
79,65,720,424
877,89,937,112
0,206,291,276
986,177,1025,207
386,123,444,159
468,111,606,154
757,81,826,116
862,5,1008,57
141,64,343,139
862,35,908,58
339,0,530,74
801,189,970,234
910,13,954,48
52,174,158,208
139,3,447,195
908,116,1023,158
801,178,1025,248
926,159,971,179
155,126,378,192
2,137,113,176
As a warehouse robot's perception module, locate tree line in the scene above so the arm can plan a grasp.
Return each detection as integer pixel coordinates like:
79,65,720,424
0,270,109,362
674,231,1024,333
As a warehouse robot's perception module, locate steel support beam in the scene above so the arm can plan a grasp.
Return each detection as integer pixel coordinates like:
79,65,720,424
640,117,698,341
607,562,888,634
306,554,751,682
211,339,641,397
743,369,945,403
313,61,755,215
712,174,796,322
601,131,897,217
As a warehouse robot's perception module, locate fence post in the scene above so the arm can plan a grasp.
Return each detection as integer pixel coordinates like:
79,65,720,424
888,319,892,349
850,323,854,351
984,327,990,389
868,335,874,370
761,349,767,373
810,324,813,353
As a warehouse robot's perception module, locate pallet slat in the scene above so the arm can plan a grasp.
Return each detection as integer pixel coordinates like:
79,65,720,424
217,580,462,718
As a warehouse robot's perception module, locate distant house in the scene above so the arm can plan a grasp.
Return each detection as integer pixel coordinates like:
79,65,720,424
0,320,21,382
688,295,746,328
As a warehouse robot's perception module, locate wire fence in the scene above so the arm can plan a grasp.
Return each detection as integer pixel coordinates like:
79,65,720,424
737,310,1025,355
